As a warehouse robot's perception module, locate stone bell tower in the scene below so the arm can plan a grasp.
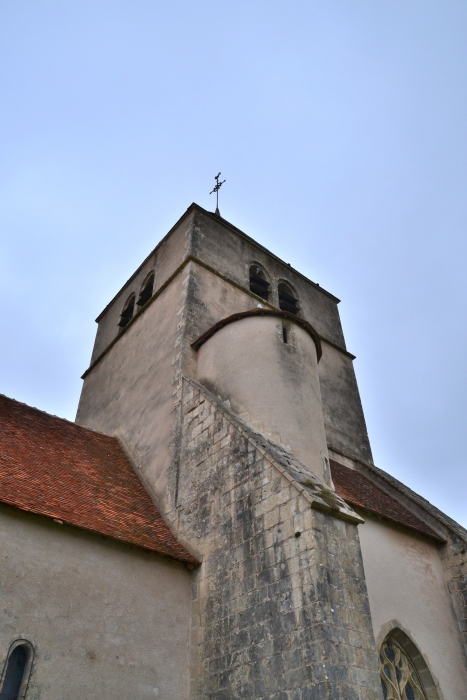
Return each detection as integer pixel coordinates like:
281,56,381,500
77,203,371,507
76,204,383,699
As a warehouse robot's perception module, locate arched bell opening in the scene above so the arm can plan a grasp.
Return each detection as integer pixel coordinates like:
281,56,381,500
278,281,299,315
137,271,155,308
249,264,270,301
118,293,136,330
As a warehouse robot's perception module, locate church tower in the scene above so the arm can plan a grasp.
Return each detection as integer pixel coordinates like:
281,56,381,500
76,204,383,699
77,203,372,508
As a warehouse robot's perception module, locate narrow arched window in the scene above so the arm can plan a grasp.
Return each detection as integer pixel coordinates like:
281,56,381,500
379,637,429,700
278,282,299,315
118,294,135,329
0,642,33,700
137,272,155,308
249,265,270,301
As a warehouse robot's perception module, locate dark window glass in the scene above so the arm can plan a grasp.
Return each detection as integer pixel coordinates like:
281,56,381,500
249,265,270,301
0,645,28,700
379,639,428,700
137,273,154,308
118,295,135,329
278,282,299,315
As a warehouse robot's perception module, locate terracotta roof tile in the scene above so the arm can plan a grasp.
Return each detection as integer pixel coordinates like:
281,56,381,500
330,460,444,543
0,394,199,565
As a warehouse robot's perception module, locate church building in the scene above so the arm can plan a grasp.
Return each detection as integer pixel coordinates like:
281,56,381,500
1,203,466,700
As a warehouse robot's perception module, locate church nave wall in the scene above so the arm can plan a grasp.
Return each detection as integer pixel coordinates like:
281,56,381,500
0,505,192,700
358,514,467,699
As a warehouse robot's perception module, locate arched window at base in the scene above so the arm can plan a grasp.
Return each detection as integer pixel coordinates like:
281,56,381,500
0,640,34,700
379,630,439,700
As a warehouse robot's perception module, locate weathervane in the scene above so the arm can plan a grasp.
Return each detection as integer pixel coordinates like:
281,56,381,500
210,172,226,216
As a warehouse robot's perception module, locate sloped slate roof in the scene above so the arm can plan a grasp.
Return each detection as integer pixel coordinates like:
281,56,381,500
0,394,199,565
330,460,445,543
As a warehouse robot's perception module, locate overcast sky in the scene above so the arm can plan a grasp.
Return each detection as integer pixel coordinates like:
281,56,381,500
1,1,466,526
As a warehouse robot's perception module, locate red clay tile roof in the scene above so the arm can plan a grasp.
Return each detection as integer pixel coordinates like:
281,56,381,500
330,460,445,543
0,394,199,565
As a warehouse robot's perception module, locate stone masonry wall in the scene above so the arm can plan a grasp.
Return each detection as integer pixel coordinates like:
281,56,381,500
441,534,467,656
172,378,383,700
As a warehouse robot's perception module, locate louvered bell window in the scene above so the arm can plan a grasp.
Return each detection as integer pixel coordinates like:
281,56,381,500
118,295,135,329
278,282,299,315
137,273,154,308
249,265,270,301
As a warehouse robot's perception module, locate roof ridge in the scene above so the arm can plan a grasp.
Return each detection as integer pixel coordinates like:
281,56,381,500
330,460,445,543
329,444,467,543
0,392,115,440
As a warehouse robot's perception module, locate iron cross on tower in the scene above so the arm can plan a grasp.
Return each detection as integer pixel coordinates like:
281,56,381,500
210,172,226,216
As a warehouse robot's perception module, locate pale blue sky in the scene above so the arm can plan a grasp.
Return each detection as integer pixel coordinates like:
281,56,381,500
1,1,467,525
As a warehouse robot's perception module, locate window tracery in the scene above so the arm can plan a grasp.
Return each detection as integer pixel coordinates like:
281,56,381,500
379,638,427,700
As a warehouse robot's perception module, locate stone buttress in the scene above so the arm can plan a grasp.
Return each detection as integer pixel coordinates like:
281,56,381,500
172,378,383,700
